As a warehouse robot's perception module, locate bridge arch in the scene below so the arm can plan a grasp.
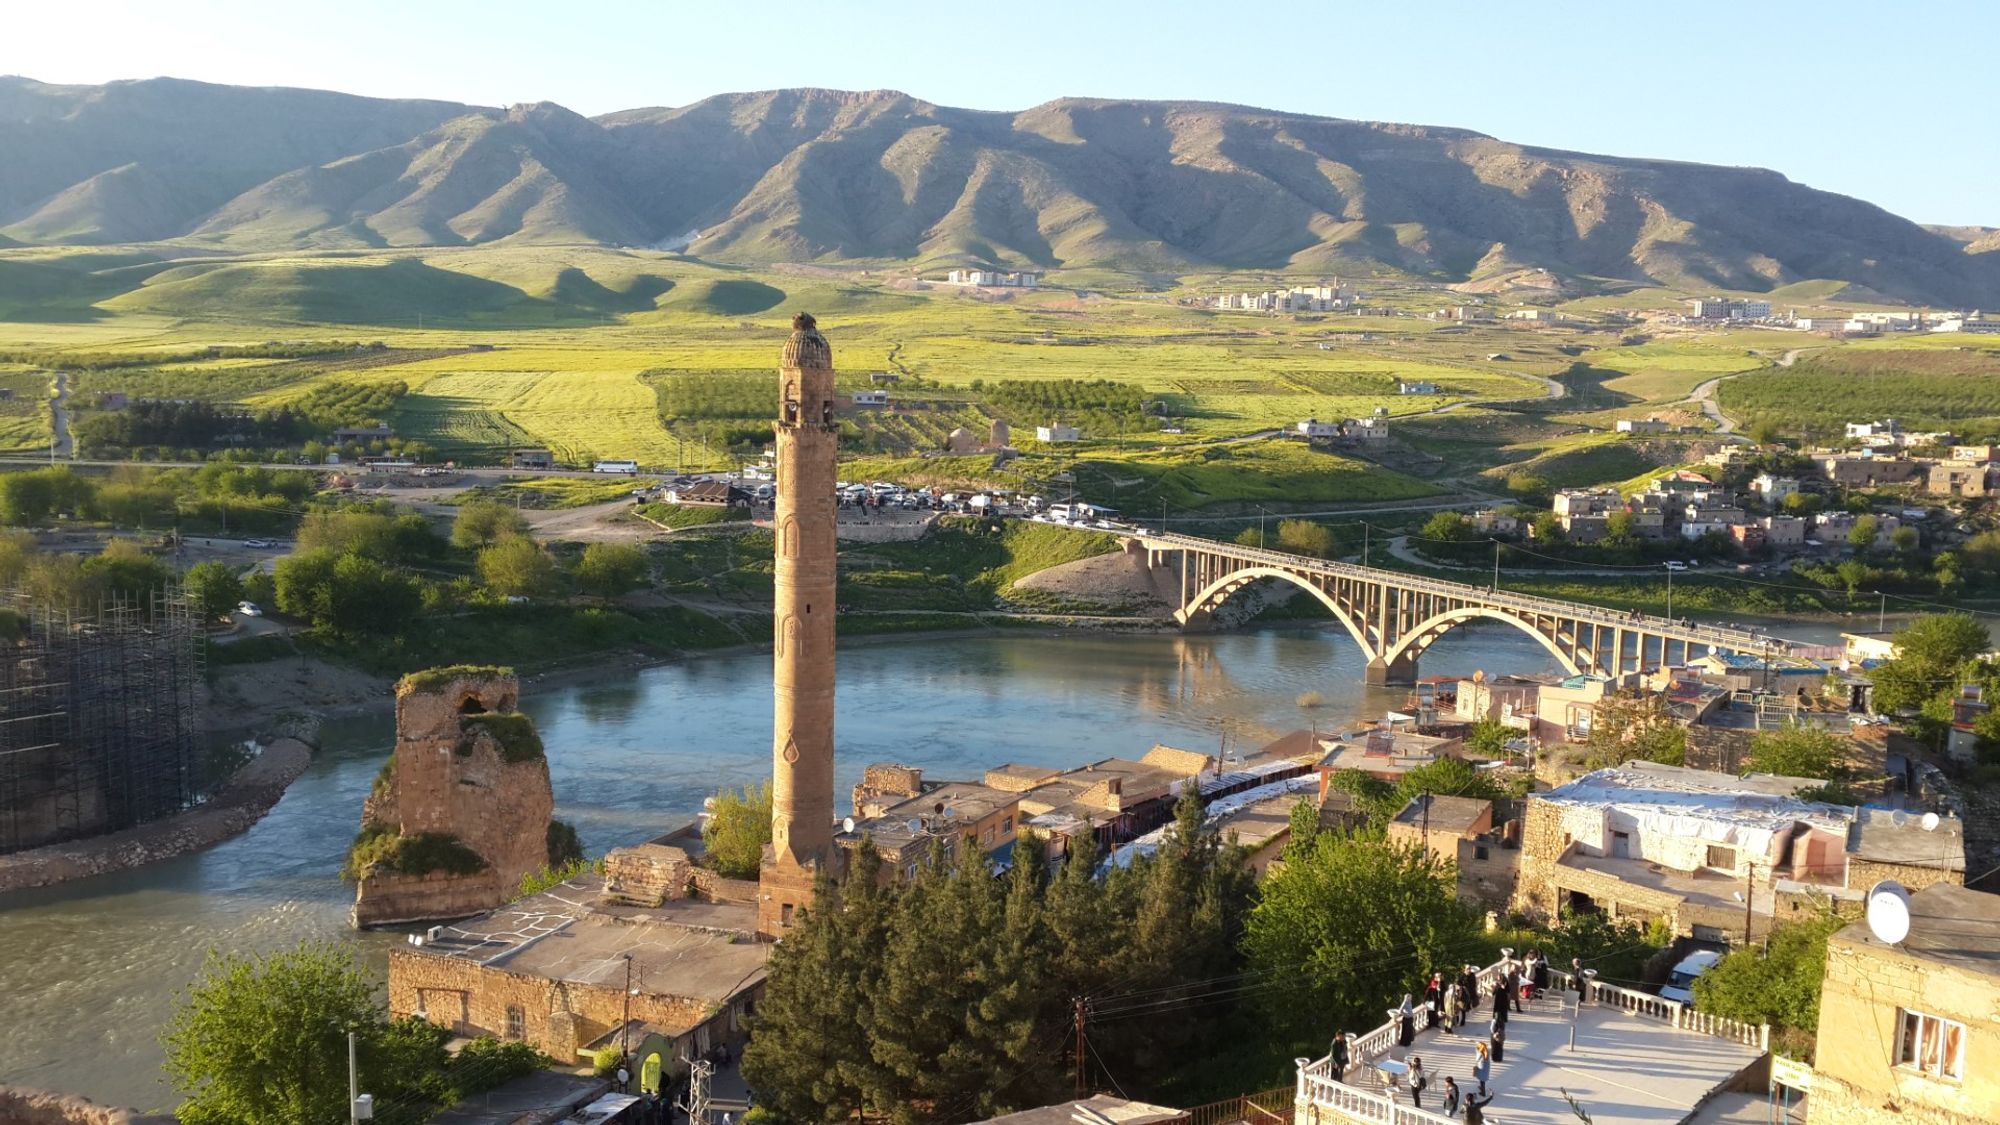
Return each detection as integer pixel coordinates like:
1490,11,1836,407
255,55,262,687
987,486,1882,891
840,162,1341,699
1382,606,1586,677
1182,566,1372,656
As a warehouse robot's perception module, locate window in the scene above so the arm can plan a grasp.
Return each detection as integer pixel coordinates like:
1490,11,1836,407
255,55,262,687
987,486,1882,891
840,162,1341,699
504,1005,524,1041
1706,844,1736,871
780,903,794,926
1473,845,1490,861
1002,815,1013,832
1897,1010,1965,1080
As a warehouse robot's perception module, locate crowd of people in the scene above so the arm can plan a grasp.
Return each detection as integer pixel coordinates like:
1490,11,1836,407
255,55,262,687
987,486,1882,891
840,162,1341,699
1322,949,1564,1124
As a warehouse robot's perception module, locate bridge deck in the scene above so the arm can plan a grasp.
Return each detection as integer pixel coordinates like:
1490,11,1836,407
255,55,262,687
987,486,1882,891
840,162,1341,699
1131,531,1803,656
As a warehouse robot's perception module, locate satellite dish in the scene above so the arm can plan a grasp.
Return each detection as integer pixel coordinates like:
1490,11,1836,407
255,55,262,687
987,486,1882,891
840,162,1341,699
906,819,923,835
842,817,855,834
1866,881,1912,945
1890,810,1909,827
1922,812,1941,832
943,807,957,820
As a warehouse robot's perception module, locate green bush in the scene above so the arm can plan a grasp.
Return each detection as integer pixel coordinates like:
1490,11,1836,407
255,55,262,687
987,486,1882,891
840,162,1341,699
459,711,545,763
546,819,584,867
398,664,515,695
342,823,487,882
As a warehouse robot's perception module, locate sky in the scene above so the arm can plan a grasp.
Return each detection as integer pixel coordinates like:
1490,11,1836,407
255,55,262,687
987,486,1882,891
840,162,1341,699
5,0,1992,226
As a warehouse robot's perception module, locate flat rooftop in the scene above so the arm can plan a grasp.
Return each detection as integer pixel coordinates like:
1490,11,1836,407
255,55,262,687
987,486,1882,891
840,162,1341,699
1846,807,1965,872
429,1070,610,1125
1559,851,1763,912
1833,882,2000,977
1392,794,1493,834
1539,763,1848,835
1209,794,1299,852
409,876,769,1005
1337,995,1761,1124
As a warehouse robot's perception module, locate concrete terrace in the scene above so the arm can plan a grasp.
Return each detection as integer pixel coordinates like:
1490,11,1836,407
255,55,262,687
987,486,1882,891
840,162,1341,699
1302,970,1765,1125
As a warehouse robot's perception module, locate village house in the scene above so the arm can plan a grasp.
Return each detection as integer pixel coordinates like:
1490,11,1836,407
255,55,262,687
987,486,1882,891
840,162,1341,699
1927,459,1997,497
1034,423,1080,443
851,389,889,408
1343,416,1390,443
1512,763,1964,943
1386,793,1495,862
1761,514,1807,550
1808,883,1999,1124
1950,443,2000,463
1397,380,1440,395
1750,473,1801,502
1452,671,1543,728
1313,727,1467,789
1468,509,1520,535
1816,453,1924,487
839,764,1020,880
1295,417,1339,440
1616,418,1672,434
508,448,555,470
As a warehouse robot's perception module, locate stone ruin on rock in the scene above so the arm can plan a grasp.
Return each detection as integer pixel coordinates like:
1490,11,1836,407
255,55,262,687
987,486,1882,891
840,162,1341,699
348,666,571,928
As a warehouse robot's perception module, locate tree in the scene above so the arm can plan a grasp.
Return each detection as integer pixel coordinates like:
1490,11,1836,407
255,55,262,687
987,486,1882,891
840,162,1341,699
1781,492,1824,517
1889,526,1920,554
1692,915,1844,1057
1465,717,1511,758
182,560,244,619
1746,723,1850,781
0,531,35,587
1529,511,1565,543
701,780,772,879
743,861,878,1124
477,537,558,598
452,500,531,550
1603,510,1638,546
1245,828,1477,1044
1232,526,1263,548
1421,511,1473,542
1847,515,1880,552
1870,612,1990,724
275,549,420,637
83,538,170,605
163,940,378,1125
1579,691,1688,769
574,542,648,599
1506,472,1551,504
1275,518,1335,558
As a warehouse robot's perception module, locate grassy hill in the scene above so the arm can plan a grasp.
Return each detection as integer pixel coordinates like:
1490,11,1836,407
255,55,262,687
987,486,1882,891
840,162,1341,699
0,78,1995,305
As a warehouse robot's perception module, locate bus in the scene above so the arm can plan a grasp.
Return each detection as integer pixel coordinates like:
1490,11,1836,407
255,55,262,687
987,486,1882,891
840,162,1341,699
593,460,641,475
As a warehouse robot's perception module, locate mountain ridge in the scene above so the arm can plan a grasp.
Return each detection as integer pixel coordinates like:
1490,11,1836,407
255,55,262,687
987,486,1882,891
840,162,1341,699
1,76,1994,305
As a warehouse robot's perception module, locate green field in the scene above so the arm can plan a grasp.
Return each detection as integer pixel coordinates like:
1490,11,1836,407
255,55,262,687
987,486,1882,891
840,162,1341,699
1719,345,2000,439
0,242,1946,500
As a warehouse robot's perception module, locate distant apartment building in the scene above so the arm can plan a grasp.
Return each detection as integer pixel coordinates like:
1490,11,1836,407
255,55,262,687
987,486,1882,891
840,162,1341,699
1211,284,1353,313
1686,297,1771,321
851,389,890,408
947,268,1040,288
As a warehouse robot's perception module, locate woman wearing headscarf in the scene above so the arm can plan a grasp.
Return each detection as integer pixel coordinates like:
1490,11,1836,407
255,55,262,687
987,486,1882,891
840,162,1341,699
1397,994,1416,1047
1441,975,1461,1034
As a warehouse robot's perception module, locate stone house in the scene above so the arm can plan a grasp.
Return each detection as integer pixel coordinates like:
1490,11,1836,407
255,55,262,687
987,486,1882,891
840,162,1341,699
387,874,769,1066
1386,794,1494,862
1927,459,1997,497
1512,763,1963,943
838,765,1021,881
1809,884,1999,1124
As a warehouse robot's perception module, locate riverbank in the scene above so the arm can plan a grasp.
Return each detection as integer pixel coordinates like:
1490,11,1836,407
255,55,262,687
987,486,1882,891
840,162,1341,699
0,737,314,894
0,1085,172,1125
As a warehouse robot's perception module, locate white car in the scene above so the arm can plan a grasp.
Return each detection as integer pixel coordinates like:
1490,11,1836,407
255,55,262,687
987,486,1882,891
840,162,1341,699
242,538,275,549
236,601,263,617
1659,949,1724,1004
1663,561,1688,571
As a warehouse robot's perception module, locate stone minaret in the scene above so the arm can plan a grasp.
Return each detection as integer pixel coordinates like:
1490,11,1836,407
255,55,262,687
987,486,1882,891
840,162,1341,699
759,312,841,936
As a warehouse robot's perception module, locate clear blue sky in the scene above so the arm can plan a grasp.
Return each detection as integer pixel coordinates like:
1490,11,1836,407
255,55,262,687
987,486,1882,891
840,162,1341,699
7,0,1992,225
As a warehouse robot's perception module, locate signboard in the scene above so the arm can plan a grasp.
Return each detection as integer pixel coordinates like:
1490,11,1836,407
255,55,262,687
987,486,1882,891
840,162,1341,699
1771,1055,1814,1091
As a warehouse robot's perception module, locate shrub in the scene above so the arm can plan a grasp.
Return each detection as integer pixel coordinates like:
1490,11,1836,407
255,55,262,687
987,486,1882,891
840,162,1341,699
459,711,545,763
398,664,515,695
342,823,487,881
546,819,584,867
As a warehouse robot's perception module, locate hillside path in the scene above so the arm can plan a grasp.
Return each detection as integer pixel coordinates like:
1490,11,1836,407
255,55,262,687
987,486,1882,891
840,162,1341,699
1687,347,1809,441
50,371,72,457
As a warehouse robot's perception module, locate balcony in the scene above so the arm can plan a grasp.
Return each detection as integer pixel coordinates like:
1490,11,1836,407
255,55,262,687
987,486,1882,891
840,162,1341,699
1294,964,1767,1125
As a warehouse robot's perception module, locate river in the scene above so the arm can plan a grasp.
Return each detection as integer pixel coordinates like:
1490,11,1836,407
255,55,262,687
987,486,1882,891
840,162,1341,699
0,618,1858,1109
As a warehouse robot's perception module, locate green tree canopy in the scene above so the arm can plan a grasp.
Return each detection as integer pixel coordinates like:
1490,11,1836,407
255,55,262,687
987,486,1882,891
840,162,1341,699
1244,828,1477,1043
1691,915,1844,1059
574,542,649,599
1746,724,1851,780
702,780,773,879
1275,518,1336,558
476,537,558,598
452,500,532,550
1868,612,1990,729
182,560,244,619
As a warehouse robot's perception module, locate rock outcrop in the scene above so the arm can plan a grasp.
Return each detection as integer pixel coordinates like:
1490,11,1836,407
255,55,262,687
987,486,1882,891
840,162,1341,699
0,1085,175,1125
349,666,563,928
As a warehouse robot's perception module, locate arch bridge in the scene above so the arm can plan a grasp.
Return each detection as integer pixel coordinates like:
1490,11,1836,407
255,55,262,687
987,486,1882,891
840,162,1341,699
1122,531,1804,685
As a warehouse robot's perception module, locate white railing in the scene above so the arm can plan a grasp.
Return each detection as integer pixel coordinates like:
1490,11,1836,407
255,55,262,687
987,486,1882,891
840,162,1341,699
1298,1075,1461,1125
1145,531,1796,655
1296,961,1771,1118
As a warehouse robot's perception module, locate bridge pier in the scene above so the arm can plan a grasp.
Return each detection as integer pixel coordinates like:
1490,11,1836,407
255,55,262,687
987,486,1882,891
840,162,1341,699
1364,653,1418,687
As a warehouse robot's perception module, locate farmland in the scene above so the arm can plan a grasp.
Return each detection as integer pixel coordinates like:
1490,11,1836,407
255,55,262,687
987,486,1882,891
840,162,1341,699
0,242,1962,507
1718,342,2000,440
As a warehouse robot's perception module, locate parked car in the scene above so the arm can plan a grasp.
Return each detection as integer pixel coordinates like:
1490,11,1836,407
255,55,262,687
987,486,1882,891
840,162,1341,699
1659,949,1724,1005
236,601,263,617
242,538,275,549
1663,561,1688,571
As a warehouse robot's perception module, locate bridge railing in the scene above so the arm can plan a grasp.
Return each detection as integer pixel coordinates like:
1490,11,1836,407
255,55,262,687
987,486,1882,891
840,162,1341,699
1144,531,1789,654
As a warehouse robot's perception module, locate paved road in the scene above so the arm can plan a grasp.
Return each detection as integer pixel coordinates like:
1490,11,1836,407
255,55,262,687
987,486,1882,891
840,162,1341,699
1688,348,1808,441
49,371,72,457
1384,534,1655,577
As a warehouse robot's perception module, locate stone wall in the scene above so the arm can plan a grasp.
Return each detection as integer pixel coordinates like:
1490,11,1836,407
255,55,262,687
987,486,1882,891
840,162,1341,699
689,867,760,905
1510,800,1568,921
852,764,924,816
602,844,692,907
353,670,555,928
1683,726,1754,774
1812,931,1998,1125
1455,837,1519,909
0,1087,175,1125
1846,856,1963,895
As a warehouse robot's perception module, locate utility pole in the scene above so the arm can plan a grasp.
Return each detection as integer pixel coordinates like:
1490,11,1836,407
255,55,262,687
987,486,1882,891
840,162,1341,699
1665,564,1673,620
1072,996,1089,1098
1258,505,1268,550
679,1059,713,1125
1878,592,1887,633
621,954,634,1063
1363,522,1371,567
1492,540,1501,592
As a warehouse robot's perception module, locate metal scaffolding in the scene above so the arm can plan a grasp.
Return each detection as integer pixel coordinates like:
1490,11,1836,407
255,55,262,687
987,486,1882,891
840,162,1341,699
0,586,205,854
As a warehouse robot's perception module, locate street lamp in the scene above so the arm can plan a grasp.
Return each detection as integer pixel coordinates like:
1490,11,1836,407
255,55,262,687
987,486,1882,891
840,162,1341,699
1257,505,1270,549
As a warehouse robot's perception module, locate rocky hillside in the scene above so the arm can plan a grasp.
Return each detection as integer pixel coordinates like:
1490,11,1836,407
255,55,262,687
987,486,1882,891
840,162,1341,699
3,77,1996,304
